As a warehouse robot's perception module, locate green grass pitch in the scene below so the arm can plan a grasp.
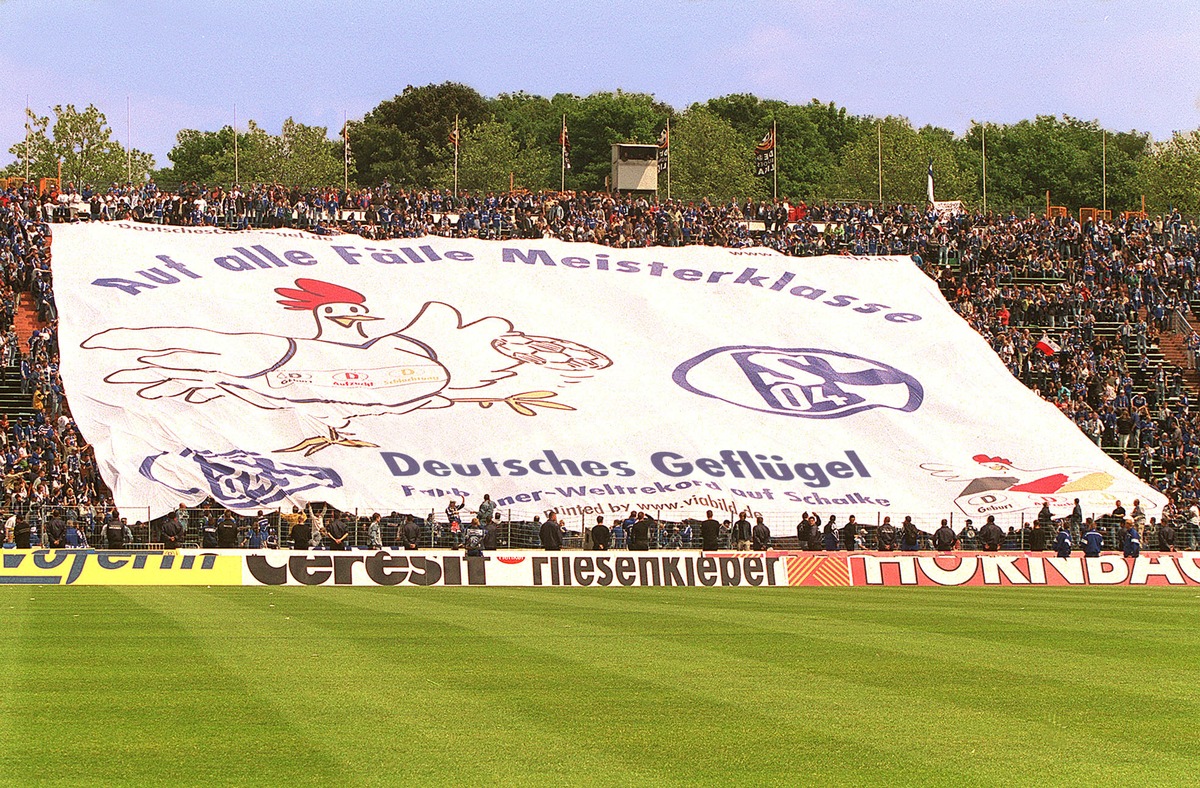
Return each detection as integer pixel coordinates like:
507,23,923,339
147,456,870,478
0,587,1196,786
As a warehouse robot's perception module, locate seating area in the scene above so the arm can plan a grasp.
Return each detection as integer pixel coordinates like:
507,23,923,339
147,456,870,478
4,178,1200,541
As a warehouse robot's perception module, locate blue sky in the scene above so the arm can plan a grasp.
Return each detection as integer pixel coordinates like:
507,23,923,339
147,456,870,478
2,0,1197,167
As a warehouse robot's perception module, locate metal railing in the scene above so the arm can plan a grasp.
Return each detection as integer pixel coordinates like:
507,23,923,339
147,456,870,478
7,502,1194,553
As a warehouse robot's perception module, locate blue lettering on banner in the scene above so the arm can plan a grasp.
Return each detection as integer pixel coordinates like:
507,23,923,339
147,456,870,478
139,448,343,507
87,240,924,322
673,346,923,419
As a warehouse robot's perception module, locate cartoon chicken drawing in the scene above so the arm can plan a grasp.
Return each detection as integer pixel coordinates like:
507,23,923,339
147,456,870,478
82,278,611,454
919,451,1150,519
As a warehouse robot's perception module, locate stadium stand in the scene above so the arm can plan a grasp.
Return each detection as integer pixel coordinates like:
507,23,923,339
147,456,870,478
3,178,1200,551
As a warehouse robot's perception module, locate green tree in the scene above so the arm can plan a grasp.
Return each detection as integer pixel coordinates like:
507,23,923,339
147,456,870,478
351,82,489,186
703,96,869,201
432,120,555,192
830,116,966,206
832,116,916,204
161,119,347,188
703,94,772,139
489,91,559,150
559,90,671,190
276,119,345,188
1138,130,1200,215
162,126,242,185
773,101,867,201
671,107,763,203
4,110,57,181
5,104,154,185
221,121,278,185
917,124,971,204
962,115,1148,212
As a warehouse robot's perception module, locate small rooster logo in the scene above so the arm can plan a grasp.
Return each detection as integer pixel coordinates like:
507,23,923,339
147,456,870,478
83,278,612,455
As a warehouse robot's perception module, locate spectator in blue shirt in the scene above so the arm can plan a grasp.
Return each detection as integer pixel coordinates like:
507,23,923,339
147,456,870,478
1122,520,1141,558
1083,520,1104,557
1054,524,1073,558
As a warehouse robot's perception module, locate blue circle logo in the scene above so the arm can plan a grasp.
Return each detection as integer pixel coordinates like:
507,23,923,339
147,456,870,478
673,346,923,418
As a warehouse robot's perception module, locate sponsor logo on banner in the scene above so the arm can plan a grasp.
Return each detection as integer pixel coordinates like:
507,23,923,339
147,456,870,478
267,365,446,391
241,550,787,587
140,448,343,508
848,552,1200,586
673,346,923,418
527,553,784,587
244,551,488,586
921,452,1154,520
0,550,240,585
4,549,1198,587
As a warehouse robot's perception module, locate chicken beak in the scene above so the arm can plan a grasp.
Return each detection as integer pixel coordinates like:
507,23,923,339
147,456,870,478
329,314,382,328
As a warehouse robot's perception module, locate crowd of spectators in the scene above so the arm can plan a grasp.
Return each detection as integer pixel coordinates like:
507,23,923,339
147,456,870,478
12,180,916,251
933,208,1200,522
5,176,1200,545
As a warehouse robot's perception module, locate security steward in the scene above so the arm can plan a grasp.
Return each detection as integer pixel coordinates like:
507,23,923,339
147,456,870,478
104,516,125,549
200,516,220,548
160,511,185,549
216,514,240,549
13,516,33,549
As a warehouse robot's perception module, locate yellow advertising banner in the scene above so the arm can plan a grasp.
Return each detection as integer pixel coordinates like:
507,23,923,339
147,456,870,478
0,550,242,586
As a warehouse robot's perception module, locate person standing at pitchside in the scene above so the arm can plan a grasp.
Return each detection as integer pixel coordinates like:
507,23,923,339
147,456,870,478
326,513,350,551
540,511,564,551
477,494,496,528
823,516,840,551
402,515,421,550
367,512,383,550
900,516,919,551
732,512,752,551
1083,519,1104,557
629,512,652,551
591,516,611,550
876,516,897,551
932,519,957,551
1054,522,1073,558
1122,519,1141,558
308,504,326,550
978,516,1004,552
700,510,721,551
751,516,771,551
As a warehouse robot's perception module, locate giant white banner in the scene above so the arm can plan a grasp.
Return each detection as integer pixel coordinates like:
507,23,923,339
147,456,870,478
52,223,1165,530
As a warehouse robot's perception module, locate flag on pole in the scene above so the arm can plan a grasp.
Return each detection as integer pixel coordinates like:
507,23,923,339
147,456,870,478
1035,334,1061,356
754,127,776,177
560,118,571,171
927,159,935,204
451,114,460,198
343,117,351,191
657,125,669,174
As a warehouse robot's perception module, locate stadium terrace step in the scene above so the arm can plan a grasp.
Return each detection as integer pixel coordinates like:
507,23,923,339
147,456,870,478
0,365,36,419
1155,334,1200,387
14,294,49,355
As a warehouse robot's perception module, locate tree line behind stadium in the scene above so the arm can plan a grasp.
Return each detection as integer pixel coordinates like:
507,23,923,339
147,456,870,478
8,82,1200,214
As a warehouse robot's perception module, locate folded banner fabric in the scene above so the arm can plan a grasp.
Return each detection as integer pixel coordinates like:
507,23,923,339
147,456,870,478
52,224,1164,528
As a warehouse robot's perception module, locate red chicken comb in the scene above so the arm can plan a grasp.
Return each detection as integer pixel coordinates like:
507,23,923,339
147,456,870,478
973,454,1012,465
275,279,367,311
